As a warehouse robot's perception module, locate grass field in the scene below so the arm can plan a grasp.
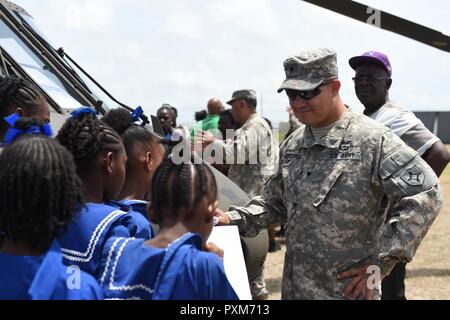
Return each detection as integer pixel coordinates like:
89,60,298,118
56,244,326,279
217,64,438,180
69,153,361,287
265,161,450,300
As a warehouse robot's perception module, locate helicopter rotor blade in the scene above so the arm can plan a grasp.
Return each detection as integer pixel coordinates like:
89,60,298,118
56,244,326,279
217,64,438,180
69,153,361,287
303,0,450,52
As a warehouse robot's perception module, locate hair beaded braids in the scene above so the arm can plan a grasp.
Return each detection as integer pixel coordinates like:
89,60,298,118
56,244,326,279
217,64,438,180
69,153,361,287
0,136,84,252
0,76,45,117
102,108,158,156
56,113,122,173
151,152,217,222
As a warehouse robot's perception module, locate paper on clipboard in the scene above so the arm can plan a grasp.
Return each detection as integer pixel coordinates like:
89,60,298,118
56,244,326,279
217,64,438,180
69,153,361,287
208,226,252,300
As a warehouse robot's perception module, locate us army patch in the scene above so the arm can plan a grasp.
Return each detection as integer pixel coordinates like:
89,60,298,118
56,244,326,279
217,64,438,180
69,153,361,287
401,165,424,186
328,152,361,160
284,153,302,160
326,147,361,160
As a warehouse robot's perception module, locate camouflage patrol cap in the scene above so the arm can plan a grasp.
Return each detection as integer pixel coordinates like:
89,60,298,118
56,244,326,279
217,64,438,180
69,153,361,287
278,48,338,93
227,89,257,105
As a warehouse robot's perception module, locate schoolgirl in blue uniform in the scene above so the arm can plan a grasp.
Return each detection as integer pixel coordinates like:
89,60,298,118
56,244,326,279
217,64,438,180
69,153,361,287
0,134,103,300
0,76,51,143
102,107,165,237
98,153,239,300
55,108,152,277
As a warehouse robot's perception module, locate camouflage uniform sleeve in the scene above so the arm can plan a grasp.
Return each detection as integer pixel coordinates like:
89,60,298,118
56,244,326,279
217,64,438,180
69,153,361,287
210,123,258,164
376,131,444,275
226,165,287,238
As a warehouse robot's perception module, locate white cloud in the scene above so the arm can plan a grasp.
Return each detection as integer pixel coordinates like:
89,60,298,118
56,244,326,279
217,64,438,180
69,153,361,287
166,70,202,89
46,0,119,31
164,12,204,40
121,42,143,60
10,0,450,126
209,0,282,39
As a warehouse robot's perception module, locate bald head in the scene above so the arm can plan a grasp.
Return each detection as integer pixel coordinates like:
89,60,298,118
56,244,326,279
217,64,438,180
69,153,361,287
207,98,225,116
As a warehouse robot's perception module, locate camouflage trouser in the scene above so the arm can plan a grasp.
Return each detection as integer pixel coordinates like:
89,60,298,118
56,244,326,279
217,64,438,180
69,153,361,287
249,267,269,300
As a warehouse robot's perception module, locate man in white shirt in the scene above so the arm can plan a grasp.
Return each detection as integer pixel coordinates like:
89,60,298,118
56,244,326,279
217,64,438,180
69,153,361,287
349,51,450,300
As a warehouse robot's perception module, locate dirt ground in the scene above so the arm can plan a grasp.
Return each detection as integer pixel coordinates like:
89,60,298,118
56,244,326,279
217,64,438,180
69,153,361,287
264,163,450,300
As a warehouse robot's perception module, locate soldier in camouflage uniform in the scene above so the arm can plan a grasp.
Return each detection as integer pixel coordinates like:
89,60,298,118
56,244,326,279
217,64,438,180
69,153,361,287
198,89,279,300
198,89,279,198
216,49,443,300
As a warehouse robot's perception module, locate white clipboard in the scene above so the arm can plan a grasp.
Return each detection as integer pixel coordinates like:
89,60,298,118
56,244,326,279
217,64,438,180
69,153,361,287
208,226,252,300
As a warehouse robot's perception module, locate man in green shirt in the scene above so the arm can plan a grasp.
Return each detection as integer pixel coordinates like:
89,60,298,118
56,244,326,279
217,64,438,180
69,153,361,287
191,98,225,138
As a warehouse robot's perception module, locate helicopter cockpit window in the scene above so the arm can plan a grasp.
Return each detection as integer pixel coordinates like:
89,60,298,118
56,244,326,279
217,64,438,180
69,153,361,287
0,17,84,110
14,11,54,48
59,56,120,111
12,11,119,112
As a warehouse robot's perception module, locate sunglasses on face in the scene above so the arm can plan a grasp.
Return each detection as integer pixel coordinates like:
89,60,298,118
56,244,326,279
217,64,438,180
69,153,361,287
352,75,389,83
285,81,333,101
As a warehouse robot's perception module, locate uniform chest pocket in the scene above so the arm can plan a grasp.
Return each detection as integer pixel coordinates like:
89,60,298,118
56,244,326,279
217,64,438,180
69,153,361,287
281,151,303,182
281,160,298,178
312,160,347,208
281,158,303,198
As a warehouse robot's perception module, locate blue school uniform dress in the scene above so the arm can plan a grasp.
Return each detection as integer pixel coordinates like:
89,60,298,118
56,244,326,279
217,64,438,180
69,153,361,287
98,233,239,300
0,241,103,300
58,203,152,277
107,200,155,238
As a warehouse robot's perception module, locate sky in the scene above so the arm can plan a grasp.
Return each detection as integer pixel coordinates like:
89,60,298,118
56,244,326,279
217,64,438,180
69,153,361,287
12,0,450,127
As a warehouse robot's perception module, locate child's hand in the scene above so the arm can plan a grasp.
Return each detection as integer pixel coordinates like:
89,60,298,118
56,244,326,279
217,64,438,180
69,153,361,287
205,242,224,260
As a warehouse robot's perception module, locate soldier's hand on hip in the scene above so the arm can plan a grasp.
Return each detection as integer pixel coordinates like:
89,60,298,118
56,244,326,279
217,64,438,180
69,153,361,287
338,264,384,300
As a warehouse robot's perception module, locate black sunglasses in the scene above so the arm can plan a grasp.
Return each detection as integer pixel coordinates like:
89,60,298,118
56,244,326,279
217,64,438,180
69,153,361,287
285,81,333,101
352,75,389,83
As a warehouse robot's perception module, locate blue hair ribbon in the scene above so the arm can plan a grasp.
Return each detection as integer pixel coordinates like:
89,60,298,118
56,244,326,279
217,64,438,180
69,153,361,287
70,107,98,119
131,106,144,123
5,113,21,127
3,114,53,145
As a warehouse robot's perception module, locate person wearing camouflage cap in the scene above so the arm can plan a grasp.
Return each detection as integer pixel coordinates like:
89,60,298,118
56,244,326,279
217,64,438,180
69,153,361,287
349,50,450,300
278,48,338,93
216,48,443,300
196,89,279,300
226,89,258,105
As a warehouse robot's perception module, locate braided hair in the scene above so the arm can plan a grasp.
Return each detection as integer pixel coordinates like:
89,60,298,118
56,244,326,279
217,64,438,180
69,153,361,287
0,76,46,118
151,152,218,222
0,136,84,253
13,117,43,129
157,105,172,116
56,113,123,174
102,108,159,157
12,117,48,133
